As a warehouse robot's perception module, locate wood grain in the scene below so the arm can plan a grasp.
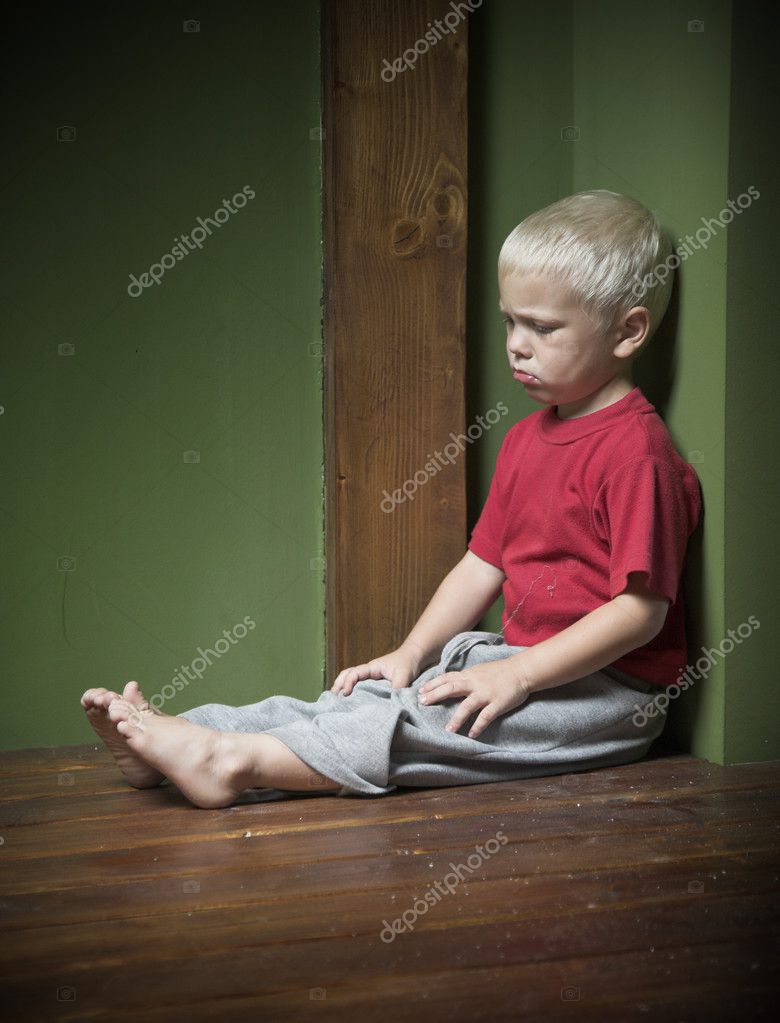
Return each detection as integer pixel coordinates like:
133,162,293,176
322,0,468,682
0,745,778,1021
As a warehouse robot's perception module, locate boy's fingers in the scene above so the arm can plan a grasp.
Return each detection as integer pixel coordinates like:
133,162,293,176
464,706,498,739
333,667,355,688
443,694,481,735
332,657,400,694
390,677,412,689
418,673,459,703
332,665,369,694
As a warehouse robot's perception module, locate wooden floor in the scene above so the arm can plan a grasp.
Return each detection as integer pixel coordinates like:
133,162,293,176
0,743,778,1022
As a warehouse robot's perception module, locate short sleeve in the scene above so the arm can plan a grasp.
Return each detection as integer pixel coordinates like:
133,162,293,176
592,456,700,605
467,437,511,571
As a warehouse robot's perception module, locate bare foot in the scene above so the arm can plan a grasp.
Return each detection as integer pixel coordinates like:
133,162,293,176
106,699,255,809
81,682,165,789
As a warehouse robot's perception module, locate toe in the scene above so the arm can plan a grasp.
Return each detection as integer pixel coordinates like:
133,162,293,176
107,698,131,722
123,680,151,707
97,690,122,708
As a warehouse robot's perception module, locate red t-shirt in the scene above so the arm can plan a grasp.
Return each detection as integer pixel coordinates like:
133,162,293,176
468,386,702,686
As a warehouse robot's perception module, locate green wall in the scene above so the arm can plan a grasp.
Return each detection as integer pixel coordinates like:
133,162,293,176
724,1,779,762
0,1,325,749
3,1,776,762
468,0,776,763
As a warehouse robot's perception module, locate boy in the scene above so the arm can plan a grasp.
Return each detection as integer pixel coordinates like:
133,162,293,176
82,190,702,809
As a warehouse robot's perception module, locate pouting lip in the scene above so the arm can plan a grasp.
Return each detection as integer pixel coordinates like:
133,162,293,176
513,368,539,380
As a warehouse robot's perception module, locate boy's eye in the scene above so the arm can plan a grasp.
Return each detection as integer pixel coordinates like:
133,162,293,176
502,315,554,335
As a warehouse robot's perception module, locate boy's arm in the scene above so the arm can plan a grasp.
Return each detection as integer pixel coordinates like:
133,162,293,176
330,551,504,695
518,572,670,694
400,550,506,670
418,572,670,738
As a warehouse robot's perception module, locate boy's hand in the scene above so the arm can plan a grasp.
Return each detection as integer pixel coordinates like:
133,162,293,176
331,645,423,696
417,657,532,739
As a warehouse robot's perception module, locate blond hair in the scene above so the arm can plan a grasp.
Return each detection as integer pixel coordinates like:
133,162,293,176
498,190,673,341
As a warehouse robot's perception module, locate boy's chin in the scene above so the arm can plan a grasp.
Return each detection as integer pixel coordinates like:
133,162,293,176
523,388,555,405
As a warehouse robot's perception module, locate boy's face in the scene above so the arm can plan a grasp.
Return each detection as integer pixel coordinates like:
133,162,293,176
498,272,636,415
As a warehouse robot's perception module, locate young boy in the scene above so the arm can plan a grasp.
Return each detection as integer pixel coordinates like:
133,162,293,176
82,189,702,809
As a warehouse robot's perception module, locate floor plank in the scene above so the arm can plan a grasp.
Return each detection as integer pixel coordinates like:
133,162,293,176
0,745,778,1021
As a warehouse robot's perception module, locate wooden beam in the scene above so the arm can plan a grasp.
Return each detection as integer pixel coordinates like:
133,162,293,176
322,0,468,683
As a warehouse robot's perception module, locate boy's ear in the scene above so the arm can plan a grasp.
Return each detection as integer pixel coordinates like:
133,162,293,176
613,305,651,359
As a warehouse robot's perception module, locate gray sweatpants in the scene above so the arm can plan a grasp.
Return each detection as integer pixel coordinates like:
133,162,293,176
177,630,667,797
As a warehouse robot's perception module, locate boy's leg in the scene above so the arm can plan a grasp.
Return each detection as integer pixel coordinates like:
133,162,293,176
83,681,344,794
84,631,511,803
107,696,341,809
383,635,669,788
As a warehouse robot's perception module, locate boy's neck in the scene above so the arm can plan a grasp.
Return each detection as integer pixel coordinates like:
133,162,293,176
554,377,635,420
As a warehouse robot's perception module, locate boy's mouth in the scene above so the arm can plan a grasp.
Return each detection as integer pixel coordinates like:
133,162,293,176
513,369,540,384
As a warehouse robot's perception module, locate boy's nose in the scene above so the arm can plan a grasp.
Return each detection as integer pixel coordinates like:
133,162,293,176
508,331,533,358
